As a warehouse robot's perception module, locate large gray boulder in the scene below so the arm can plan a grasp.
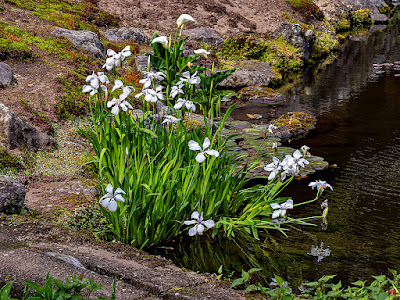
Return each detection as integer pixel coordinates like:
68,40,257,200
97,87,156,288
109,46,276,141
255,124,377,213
0,62,16,88
0,102,55,152
104,27,149,45
51,27,106,58
183,27,224,50
218,60,279,88
0,175,25,214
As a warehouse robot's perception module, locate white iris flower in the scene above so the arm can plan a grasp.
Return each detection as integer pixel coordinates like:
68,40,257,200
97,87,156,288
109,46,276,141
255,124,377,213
174,98,196,112
99,184,126,212
188,137,219,163
270,199,293,219
178,71,201,85
184,211,214,236
309,180,333,192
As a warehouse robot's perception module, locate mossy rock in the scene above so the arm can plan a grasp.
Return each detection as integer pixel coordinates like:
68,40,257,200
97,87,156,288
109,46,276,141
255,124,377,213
270,112,316,140
350,9,373,25
238,86,286,105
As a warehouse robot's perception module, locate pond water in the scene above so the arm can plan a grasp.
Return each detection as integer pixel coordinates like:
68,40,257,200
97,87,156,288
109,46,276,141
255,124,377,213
150,19,400,287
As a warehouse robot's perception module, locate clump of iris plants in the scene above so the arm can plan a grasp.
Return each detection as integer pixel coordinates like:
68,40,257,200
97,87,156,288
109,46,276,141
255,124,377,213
82,14,332,249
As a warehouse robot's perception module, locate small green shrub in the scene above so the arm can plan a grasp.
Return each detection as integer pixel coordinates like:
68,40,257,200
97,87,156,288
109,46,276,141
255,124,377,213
350,9,373,25
286,0,324,21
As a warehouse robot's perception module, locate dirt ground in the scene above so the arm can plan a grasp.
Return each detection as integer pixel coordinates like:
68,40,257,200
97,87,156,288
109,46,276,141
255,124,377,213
98,0,297,38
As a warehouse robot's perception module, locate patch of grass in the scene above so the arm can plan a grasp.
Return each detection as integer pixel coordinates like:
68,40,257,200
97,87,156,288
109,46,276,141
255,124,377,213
0,148,24,170
4,0,119,31
286,0,324,21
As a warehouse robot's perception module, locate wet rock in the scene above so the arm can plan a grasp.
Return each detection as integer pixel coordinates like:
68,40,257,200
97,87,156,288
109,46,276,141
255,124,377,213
0,175,25,214
104,27,149,45
269,112,317,141
218,60,278,88
0,63,17,88
0,102,55,152
238,86,285,105
183,27,224,50
51,27,106,58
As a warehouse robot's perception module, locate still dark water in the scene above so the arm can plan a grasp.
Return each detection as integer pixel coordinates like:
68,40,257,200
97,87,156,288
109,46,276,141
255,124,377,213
151,20,400,287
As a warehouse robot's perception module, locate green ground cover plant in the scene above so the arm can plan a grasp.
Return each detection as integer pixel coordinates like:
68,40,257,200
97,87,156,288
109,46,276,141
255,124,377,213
231,270,400,299
0,273,115,300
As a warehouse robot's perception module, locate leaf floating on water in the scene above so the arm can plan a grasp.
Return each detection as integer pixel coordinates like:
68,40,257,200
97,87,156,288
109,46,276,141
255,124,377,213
246,113,262,120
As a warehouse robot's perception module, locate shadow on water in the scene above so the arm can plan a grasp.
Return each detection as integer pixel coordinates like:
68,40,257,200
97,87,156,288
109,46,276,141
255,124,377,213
150,18,400,287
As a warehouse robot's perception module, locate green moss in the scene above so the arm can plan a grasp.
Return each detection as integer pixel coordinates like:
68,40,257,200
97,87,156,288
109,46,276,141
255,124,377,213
379,4,390,15
0,5,7,11
217,35,268,61
274,112,316,137
260,36,304,75
311,32,340,59
286,0,324,21
331,17,351,32
350,9,373,25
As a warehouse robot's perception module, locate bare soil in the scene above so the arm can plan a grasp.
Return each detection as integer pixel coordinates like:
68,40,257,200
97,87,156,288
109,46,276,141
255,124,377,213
98,0,297,38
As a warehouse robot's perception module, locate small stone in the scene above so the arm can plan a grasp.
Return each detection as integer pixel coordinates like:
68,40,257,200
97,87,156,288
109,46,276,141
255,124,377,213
182,27,224,50
238,86,285,105
218,60,279,88
104,27,149,45
0,175,25,214
0,62,17,88
51,27,106,58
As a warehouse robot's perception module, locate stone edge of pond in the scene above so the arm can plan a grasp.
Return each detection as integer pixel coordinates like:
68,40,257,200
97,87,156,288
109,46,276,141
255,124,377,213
0,214,248,300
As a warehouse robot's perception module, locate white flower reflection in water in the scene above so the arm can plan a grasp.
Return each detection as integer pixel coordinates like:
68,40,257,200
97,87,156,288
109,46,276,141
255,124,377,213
307,242,331,262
